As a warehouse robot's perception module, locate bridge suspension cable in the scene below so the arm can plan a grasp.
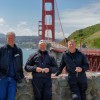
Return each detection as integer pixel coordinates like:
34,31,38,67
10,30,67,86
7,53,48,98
55,0,67,45
43,0,67,44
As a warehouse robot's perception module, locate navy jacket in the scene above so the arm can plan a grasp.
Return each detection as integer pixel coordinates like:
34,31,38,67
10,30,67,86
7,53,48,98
25,50,58,78
0,44,24,81
56,49,89,76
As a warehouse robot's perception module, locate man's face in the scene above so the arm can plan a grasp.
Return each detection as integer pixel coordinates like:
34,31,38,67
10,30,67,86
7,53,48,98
68,41,76,52
38,43,46,51
6,34,15,47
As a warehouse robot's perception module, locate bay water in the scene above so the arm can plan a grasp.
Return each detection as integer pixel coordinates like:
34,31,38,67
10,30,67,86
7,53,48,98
22,48,37,66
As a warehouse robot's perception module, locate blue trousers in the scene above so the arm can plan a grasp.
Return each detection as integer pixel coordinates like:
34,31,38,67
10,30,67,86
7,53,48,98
68,74,87,100
32,77,52,100
0,76,17,100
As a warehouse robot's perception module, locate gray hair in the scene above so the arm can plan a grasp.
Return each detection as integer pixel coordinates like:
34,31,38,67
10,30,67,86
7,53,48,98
6,32,16,38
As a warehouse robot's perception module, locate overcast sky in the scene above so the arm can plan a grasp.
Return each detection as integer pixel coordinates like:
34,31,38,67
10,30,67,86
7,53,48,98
0,0,100,39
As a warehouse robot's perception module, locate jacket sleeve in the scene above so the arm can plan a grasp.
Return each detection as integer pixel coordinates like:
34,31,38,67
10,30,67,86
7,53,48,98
81,53,89,72
25,54,37,72
19,48,24,79
0,47,3,59
55,53,66,76
0,47,2,69
49,55,58,74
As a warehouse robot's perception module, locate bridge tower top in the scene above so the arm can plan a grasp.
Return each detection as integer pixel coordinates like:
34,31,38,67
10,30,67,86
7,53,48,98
38,0,55,41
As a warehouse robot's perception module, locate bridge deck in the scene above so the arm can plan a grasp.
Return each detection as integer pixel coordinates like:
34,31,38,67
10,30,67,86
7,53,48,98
49,42,100,71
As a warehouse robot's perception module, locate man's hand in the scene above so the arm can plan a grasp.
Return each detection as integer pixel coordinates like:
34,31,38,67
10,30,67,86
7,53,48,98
75,67,82,72
36,67,42,73
44,68,49,73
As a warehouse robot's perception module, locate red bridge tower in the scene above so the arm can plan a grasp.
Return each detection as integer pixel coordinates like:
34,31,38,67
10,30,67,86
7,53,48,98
38,0,55,41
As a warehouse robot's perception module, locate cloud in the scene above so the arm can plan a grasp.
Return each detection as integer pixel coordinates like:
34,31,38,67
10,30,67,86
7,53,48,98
0,20,37,36
15,21,35,36
0,18,5,26
55,2,100,38
0,1,100,39
17,21,27,28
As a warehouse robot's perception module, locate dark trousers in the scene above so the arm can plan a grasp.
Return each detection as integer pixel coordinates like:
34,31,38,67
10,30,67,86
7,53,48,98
68,74,87,100
0,76,17,100
32,77,52,100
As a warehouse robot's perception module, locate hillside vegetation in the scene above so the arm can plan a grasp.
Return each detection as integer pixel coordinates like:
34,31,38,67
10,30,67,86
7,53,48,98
68,23,100,48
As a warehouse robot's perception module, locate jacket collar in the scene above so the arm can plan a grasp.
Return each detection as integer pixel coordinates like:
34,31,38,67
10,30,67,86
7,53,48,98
6,44,17,49
6,44,18,54
67,48,80,54
38,50,48,55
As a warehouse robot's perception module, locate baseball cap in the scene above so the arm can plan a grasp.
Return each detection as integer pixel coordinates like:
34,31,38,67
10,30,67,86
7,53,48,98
39,40,46,45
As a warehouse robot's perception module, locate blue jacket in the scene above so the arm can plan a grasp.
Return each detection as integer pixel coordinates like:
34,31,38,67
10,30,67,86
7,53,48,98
0,44,24,81
56,49,89,76
25,50,58,78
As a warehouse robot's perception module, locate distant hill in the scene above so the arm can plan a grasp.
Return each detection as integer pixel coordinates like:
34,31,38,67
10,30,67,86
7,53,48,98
0,34,39,48
68,23,100,48
0,33,6,44
0,33,60,43
0,33,39,43
0,33,60,48
0,33,5,38
16,36,39,43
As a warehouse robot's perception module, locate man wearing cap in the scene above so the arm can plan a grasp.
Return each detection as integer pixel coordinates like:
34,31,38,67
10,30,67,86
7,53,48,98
25,39,58,100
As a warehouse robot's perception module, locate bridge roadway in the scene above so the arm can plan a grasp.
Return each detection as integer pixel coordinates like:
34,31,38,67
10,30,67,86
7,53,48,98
48,42,100,71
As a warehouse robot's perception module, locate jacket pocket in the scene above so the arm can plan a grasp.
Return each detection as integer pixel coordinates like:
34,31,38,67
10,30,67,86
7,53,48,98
14,54,22,70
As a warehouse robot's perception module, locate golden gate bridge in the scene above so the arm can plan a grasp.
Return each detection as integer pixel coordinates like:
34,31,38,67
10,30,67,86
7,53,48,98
38,0,100,71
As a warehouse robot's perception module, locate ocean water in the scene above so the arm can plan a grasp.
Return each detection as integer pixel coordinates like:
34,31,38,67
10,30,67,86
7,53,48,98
22,48,37,66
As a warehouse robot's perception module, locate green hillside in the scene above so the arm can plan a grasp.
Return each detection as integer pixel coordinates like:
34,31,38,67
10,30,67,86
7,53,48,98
68,23,100,48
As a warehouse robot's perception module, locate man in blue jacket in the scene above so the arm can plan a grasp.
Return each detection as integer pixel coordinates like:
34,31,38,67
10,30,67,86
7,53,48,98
55,39,89,100
0,32,24,100
25,40,58,100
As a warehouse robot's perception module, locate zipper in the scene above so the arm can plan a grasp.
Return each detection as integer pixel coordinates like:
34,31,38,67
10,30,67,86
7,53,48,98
7,50,9,74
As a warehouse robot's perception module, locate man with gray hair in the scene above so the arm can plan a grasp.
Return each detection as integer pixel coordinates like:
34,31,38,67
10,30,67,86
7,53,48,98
25,39,58,100
0,32,24,100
